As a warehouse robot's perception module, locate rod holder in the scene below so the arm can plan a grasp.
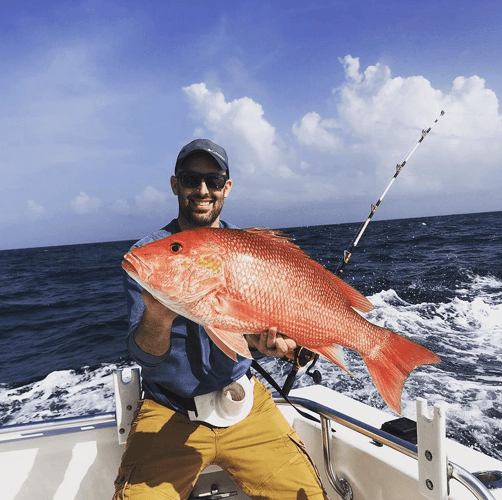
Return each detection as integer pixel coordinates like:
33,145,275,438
417,398,449,500
114,368,141,445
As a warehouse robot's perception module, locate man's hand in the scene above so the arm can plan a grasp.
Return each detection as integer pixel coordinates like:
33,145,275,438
141,289,178,323
247,327,296,358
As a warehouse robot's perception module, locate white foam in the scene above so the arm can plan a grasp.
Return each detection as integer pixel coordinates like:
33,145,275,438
0,362,135,425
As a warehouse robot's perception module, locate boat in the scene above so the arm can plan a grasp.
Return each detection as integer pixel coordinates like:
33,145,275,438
2,366,501,500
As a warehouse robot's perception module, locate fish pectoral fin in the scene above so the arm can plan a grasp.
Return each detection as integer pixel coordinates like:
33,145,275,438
183,276,227,303
210,291,260,323
311,345,353,377
205,326,253,361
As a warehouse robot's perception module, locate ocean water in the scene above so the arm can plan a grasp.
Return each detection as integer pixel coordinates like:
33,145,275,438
1,211,501,461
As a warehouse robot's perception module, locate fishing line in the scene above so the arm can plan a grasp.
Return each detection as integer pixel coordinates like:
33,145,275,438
335,110,445,277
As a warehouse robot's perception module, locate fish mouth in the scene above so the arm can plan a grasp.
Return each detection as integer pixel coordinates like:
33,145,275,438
122,253,151,280
122,257,138,276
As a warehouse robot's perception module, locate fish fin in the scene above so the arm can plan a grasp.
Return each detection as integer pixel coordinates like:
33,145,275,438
242,228,313,258
311,345,353,377
243,227,293,242
211,291,262,323
362,329,441,414
204,326,253,361
332,276,374,313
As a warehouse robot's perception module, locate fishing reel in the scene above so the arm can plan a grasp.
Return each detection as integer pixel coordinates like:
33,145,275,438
282,346,322,396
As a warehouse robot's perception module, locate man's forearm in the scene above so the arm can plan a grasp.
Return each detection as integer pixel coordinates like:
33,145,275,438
133,310,175,356
133,290,178,356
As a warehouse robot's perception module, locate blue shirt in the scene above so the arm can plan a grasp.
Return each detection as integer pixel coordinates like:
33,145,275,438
124,219,253,413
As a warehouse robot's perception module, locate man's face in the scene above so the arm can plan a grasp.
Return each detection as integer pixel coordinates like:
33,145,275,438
171,152,232,230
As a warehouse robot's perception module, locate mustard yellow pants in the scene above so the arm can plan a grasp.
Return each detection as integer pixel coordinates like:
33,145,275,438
113,378,329,500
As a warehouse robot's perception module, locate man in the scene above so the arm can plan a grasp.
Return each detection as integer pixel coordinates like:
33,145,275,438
114,139,329,500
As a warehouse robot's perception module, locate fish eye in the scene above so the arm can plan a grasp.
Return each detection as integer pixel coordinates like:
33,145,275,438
170,242,183,253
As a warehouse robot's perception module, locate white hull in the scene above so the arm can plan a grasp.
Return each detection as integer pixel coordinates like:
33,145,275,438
2,372,501,500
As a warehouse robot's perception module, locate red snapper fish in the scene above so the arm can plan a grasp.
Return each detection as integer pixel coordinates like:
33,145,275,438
122,227,440,413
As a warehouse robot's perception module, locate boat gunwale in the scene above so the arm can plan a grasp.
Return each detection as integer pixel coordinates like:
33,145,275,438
0,412,116,443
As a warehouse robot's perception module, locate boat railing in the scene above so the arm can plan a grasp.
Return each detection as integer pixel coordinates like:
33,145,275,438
276,396,497,500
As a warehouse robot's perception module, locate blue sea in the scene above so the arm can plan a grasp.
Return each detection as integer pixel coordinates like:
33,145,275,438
1,212,501,461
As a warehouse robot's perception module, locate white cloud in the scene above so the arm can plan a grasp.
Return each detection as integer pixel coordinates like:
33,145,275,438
444,75,501,138
292,55,502,195
340,54,363,84
292,112,342,152
334,55,444,139
71,192,102,214
134,186,169,213
183,83,296,179
27,200,46,220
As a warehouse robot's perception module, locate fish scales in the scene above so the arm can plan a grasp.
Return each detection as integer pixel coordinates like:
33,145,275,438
212,228,371,350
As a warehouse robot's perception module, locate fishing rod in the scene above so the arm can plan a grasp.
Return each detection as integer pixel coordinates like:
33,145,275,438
335,110,445,277
280,110,445,396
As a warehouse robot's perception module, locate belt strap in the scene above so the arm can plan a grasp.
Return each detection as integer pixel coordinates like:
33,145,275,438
251,360,321,425
157,386,197,413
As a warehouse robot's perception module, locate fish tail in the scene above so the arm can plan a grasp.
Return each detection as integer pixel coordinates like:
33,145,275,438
363,329,440,414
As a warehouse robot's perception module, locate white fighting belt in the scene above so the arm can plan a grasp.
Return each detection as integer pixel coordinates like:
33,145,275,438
187,374,255,427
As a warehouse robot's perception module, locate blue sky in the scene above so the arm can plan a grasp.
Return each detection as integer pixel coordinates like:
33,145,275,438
1,0,501,249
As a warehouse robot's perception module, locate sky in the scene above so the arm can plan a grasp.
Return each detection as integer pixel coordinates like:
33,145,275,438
1,0,501,250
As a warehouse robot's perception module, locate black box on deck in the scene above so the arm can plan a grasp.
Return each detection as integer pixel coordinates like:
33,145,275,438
381,417,417,445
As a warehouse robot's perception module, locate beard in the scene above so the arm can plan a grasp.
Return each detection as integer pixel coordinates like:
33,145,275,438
178,194,225,227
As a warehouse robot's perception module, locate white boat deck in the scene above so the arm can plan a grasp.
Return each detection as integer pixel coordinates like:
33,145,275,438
2,375,501,500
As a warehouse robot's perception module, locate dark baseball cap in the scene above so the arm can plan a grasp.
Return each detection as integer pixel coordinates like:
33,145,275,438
175,139,229,175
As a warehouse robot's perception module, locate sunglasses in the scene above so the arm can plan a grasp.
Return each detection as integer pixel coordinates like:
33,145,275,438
177,172,228,190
